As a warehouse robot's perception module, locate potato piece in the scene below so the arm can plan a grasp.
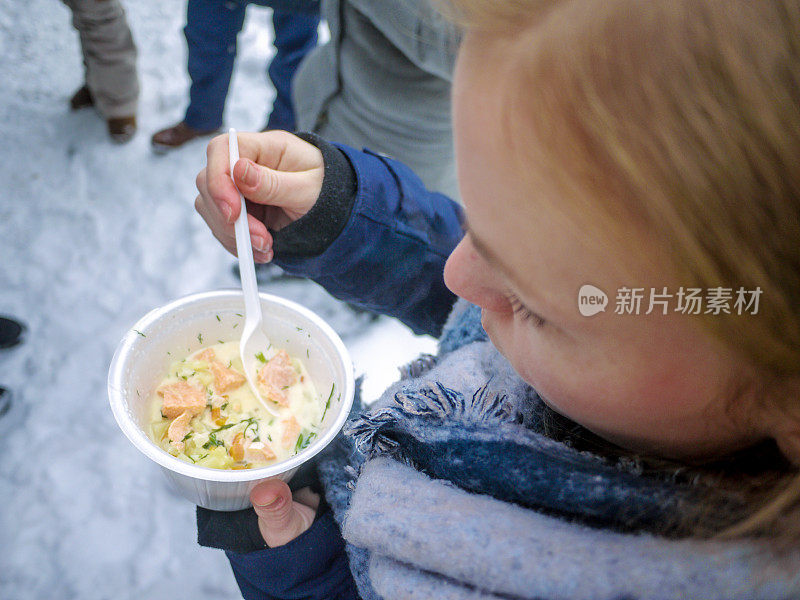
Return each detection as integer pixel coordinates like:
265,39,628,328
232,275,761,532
281,416,300,449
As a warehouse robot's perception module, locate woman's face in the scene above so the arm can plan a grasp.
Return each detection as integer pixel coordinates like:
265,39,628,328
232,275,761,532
444,32,770,461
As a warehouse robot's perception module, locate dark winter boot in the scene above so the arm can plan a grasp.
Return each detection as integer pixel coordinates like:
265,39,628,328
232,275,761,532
70,84,94,110
0,316,25,349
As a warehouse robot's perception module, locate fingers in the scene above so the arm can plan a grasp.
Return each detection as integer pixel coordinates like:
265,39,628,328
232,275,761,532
251,480,318,547
194,190,274,263
232,157,323,221
292,486,321,511
204,131,323,223
233,130,324,172
196,130,324,259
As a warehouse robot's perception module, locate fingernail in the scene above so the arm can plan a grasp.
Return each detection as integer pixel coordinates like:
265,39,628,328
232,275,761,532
221,204,232,223
254,237,270,253
241,160,259,187
255,495,283,509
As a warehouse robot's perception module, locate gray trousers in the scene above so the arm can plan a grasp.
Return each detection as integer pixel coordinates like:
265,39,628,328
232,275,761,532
64,0,139,118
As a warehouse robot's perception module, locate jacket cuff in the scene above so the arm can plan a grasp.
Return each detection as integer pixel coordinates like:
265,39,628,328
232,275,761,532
225,509,358,600
271,132,358,258
196,461,324,553
197,505,266,554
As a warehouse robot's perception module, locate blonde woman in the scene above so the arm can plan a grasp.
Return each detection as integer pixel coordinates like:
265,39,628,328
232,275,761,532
193,1,800,598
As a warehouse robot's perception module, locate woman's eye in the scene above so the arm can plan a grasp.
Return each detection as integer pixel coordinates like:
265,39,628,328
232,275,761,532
506,293,546,328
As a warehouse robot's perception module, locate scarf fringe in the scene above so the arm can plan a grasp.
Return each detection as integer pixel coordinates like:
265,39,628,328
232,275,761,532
345,380,515,460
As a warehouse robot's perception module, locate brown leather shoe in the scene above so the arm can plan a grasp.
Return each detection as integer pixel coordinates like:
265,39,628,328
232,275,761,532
107,116,137,144
151,121,219,154
70,84,94,111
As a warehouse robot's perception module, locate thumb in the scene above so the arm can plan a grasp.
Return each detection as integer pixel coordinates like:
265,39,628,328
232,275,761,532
233,158,321,220
251,479,317,547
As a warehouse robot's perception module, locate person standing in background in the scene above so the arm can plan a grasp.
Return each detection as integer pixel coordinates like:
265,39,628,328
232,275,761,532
0,316,26,421
293,0,461,199
151,0,320,152
65,0,139,143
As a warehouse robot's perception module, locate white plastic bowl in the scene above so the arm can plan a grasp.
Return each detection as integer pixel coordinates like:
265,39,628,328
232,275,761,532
108,290,355,510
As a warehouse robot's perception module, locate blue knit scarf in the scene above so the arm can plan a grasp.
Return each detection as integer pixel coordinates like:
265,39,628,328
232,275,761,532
317,301,800,600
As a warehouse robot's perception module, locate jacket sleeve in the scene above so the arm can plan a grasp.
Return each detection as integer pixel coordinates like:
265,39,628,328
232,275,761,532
273,142,465,338
197,463,360,600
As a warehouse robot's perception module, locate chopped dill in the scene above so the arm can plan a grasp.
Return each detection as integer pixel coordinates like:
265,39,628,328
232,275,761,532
295,431,317,453
133,329,146,337
202,432,225,449
241,416,259,438
255,351,267,363
211,422,236,433
321,384,334,421
197,332,203,343
216,315,221,321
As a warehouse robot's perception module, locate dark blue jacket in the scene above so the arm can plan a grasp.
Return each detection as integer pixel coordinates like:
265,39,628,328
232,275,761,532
216,141,465,600
276,143,464,338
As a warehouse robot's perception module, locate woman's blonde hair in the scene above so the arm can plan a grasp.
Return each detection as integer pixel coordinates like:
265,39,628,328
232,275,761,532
441,0,800,543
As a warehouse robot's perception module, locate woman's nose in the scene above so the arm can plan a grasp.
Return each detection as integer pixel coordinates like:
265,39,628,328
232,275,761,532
444,237,511,312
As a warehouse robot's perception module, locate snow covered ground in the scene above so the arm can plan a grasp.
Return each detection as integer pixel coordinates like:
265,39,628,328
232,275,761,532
0,2,436,598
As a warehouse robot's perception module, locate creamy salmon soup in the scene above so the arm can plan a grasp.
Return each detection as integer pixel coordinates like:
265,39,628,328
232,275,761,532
147,341,329,470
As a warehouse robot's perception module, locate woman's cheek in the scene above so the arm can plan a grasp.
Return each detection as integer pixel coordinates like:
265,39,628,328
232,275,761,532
493,318,565,403
482,307,580,416
480,308,511,355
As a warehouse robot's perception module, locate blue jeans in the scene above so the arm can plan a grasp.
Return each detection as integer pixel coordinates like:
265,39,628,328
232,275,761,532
184,0,319,131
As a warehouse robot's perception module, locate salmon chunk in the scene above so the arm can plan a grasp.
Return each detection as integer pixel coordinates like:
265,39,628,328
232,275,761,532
281,416,300,448
196,348,217,364
244,441,277,463
258,383,289,407
167,411,192,451
257,350,297,406
158,380,206,419
258,350,297,388
209,361,246,393
196,348,246,393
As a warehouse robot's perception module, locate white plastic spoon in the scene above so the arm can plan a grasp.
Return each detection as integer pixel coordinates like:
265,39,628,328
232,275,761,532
229,128,280,418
